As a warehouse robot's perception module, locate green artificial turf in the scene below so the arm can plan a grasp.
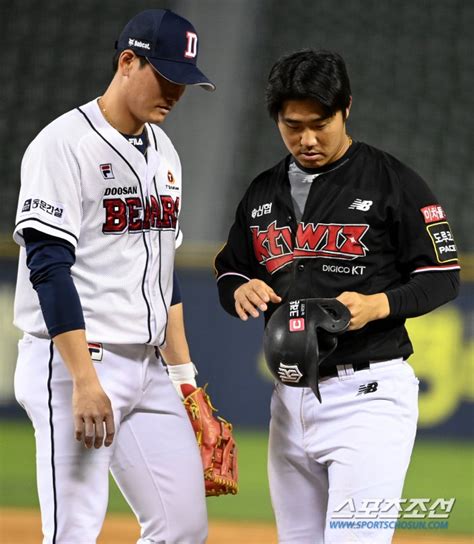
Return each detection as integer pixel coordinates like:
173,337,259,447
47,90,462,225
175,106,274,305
0,421,472,534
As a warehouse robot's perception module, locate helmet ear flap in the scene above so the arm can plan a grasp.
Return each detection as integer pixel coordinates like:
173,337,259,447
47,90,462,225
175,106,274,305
308,298,351,335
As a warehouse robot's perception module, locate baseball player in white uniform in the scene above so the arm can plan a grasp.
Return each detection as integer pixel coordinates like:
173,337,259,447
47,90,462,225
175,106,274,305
13,9,215,544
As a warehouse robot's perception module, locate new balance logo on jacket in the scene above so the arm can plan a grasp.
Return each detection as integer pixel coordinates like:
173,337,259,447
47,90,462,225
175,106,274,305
349,199,373,211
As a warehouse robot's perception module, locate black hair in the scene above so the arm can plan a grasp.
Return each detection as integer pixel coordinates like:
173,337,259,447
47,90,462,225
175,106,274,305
112,50,148,73
265,49,352,121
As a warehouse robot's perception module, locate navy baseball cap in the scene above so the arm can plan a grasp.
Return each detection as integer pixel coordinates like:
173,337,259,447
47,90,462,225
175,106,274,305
115,9,215,91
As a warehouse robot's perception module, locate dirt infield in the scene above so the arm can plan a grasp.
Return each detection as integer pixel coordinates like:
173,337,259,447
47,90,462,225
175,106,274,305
0,508,471,543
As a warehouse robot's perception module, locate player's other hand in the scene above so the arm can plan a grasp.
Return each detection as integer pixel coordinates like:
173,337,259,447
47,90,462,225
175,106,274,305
336,291,390,331
72,378,115,449
234,279,281,321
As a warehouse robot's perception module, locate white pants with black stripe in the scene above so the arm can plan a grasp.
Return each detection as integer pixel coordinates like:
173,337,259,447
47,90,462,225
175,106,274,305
14,334,207,544
268,358,419,544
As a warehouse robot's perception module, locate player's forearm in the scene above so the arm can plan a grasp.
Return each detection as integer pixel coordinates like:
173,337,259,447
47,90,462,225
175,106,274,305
385,270,460,318
160,303,192,364
53,329,99,384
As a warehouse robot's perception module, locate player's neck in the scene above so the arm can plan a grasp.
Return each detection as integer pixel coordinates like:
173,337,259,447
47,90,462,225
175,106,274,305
98,92,145,136
330,133,353,164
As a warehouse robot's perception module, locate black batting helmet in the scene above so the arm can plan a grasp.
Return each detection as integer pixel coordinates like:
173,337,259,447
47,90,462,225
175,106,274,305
263,298,351,402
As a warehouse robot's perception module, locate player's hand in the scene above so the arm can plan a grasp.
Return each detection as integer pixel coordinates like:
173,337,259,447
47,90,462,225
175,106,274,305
336,291,390,331
234,279,282,321
72,378,115,449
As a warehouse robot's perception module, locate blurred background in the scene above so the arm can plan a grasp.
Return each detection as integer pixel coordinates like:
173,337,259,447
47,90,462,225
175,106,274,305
0,0,473,541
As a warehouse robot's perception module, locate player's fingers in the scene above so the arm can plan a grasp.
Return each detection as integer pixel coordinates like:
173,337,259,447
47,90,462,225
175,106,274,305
104,413,115,447
336,291,356,307
93,417,104,449
239,296,260,318
83,418,94,449
235,300,248,321
268,289,282,303
74,416,84,442
254,286,281,308
254,285,271,304
245,289,268,313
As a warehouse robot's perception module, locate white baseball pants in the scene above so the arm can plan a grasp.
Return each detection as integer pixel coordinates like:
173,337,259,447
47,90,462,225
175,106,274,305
268,358,419,544
14,334,207,544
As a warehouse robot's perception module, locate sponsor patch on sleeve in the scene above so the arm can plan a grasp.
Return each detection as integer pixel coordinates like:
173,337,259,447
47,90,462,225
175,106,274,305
420,204,447,224
426,222,458,263
20,197,65,225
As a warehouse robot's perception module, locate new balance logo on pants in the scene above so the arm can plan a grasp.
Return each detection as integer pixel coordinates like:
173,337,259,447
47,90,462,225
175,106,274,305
357,382,378,395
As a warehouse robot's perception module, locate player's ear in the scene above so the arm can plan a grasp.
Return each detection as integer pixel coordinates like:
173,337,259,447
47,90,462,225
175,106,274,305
344,96,352,121
118,50,136,77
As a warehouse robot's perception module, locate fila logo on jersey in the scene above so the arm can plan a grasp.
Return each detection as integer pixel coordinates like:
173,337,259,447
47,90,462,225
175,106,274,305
277,363,303,383
357,382,378,395
100,163,115,179
184,31,198,58
348,199,373,211
102,195,179,233
128,38,151,50
251,221,369,274
252,203,272,218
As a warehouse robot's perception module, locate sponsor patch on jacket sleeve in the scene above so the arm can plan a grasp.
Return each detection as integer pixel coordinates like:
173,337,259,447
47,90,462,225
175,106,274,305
20,197,65,224
426,222,458,263
420,204,447,224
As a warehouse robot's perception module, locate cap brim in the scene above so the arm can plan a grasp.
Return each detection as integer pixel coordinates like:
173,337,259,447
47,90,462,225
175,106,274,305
147,58,215,91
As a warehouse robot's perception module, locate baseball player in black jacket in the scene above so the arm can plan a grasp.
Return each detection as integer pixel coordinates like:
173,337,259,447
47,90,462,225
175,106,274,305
215,50,459,543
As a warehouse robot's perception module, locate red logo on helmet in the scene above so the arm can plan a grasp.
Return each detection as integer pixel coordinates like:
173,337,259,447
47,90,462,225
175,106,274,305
289,318,305,332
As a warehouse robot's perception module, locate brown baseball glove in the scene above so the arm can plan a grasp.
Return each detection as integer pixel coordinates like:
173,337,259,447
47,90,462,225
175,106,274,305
181,384,238,497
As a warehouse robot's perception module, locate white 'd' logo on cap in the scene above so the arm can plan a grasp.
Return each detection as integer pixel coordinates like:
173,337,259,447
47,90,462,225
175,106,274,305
184,31,198,58
277,363,303,383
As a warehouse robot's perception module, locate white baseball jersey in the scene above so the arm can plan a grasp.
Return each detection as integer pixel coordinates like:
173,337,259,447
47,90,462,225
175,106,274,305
13,98,182,346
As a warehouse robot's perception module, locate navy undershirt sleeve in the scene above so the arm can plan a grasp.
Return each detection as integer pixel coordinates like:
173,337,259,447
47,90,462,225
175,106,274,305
171,270,182,306
386,270,460,318
23,228,85,338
